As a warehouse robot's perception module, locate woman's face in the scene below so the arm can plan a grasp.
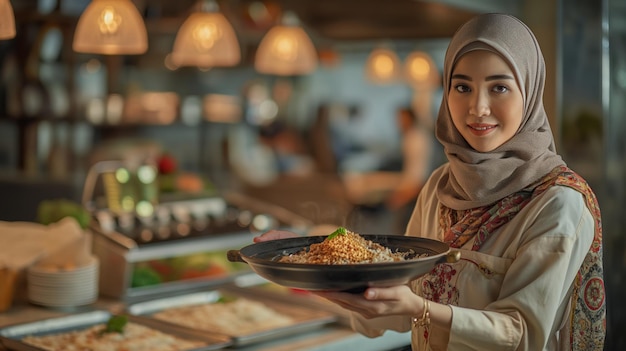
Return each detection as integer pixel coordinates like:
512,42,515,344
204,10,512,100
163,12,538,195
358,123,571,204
447,50,524,152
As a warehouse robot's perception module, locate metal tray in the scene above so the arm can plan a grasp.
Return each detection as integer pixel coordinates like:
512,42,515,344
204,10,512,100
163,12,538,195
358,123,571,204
0,310,232,351
127,287,338,346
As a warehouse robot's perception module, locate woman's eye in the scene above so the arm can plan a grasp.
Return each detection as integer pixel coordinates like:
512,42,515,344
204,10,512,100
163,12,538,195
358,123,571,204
493,85,509,93
454,84,470,93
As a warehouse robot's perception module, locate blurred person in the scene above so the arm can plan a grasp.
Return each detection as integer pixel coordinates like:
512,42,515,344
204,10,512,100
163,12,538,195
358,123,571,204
308,104,339,174
258,120,315,176
385,106,433,230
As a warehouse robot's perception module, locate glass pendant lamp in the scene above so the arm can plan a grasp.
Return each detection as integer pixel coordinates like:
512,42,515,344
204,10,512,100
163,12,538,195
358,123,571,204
0,0,16,40
73,0,148,55
255,11,317,76
365,46,401,84
171,0,240,68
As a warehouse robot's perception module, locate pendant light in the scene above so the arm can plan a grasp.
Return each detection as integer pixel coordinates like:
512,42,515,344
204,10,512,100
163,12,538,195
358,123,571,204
365,46,401,84
255,11,317,76
0,0,16,40
73,0,148,55
404,51,439,89
171,0,240,68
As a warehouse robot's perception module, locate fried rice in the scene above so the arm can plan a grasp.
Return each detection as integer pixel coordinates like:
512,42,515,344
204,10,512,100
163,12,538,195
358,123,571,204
278,229,408,264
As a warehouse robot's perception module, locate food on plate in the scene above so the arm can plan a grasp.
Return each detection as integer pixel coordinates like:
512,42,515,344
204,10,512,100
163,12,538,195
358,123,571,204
21,315,206,351
278,227,410,264
152,297,293,336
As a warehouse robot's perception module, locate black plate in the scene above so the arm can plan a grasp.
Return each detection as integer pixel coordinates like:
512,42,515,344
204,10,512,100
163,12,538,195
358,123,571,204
227,235,458,293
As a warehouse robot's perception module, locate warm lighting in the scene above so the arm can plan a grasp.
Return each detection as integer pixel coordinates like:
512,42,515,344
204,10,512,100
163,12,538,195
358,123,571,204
255,11,317,76
0,0,16,40
203,94,242,123
73,0,148,55
404,51,440,89
365,47,401,84
123,92,179,124
171,0,241,68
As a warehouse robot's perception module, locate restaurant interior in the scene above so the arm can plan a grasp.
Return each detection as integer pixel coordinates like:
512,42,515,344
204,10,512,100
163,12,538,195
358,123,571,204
0,0,624,350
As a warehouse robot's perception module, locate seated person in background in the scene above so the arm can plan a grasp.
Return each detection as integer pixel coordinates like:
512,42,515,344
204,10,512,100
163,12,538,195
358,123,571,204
259,120,315,176
385,107,433,212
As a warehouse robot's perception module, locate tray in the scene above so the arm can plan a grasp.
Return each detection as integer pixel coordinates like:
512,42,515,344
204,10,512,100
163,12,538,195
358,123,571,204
127,287,338,346
0,310,232,351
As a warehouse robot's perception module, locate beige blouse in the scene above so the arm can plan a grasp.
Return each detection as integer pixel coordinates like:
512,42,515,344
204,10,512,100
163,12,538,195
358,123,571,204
351,164,594,351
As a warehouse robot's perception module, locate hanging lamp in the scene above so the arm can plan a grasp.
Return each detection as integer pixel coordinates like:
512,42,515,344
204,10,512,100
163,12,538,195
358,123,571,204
404,51,439,89
255,11,317,76
171,0,240,68
0,0,16,40
73,0,148,55
365,46,401,84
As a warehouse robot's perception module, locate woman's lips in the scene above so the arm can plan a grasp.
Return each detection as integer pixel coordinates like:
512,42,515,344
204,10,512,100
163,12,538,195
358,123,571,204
468,123,496,136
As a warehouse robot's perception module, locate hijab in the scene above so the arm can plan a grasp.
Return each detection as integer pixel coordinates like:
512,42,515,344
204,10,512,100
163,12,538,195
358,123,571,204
435,13,565,210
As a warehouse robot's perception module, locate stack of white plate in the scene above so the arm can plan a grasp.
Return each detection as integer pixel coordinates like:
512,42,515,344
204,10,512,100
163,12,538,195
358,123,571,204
27,256,99,308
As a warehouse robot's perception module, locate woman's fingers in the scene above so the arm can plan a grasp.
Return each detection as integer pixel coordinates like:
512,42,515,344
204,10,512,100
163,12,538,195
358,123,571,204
314,286,420,318
364,286,409,301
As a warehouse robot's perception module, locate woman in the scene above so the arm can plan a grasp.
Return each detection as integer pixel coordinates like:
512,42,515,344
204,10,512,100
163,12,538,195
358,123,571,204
255,13,605,350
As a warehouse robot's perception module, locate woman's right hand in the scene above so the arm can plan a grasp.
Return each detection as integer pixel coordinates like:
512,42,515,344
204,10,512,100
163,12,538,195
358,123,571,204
253,229,299,243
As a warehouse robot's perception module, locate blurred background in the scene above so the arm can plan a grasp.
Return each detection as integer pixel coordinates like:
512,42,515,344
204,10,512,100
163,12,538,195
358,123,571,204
0,0,623,349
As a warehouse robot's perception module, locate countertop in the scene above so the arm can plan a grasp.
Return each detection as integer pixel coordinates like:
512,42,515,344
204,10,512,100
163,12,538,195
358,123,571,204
0,297,411,351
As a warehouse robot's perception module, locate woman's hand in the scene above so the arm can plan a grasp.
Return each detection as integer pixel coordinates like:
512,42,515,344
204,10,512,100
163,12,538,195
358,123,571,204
253,229,299,243
314,285,421,319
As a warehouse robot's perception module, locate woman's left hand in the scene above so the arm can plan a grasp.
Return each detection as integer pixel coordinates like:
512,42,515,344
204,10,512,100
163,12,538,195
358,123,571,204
314,285,421,319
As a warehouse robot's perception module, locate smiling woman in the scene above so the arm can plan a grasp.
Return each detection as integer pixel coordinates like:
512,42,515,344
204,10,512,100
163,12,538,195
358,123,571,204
254,13,606,351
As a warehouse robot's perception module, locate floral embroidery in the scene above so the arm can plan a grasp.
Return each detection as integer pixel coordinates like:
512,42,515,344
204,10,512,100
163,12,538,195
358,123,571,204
477,263,496,278
421,264,459,305
584,277,605,311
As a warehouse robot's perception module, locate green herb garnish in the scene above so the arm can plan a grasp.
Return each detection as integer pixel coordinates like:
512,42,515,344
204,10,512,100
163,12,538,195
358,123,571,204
216,295,237,303
327,226,348,240
100,315,128,335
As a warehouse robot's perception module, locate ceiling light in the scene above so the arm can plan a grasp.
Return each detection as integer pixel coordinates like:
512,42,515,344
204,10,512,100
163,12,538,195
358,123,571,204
255,11,317,76
0,0,16,40
171,0,240,68
73,0,148,55
365,47,401,84
404,51,439,89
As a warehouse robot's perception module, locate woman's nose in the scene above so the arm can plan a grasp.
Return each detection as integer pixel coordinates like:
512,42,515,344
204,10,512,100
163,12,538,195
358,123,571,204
469,91,490,117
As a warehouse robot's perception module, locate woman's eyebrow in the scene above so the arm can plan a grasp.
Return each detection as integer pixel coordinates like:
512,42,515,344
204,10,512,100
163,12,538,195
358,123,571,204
451,74,471,81
486,74,515,81
451,74,515,81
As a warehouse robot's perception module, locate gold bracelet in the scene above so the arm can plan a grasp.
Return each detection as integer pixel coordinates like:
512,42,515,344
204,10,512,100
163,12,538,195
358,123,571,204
412,298,431,349
412,298,431,328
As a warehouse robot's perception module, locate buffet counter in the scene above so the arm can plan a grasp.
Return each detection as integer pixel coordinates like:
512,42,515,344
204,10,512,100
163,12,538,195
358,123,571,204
0,297,411,351
0,188,412,351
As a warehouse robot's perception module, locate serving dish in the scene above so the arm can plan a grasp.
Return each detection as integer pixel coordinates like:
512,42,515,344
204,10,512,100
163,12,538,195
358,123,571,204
227,234,460,292
0,310,231,351
126,287,338,346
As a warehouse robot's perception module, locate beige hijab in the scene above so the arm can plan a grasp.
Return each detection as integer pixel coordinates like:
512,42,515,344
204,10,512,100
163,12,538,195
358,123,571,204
435,13,565,210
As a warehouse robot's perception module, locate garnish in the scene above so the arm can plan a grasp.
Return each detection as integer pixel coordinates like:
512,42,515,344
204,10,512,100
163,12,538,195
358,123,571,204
327,226,348,240
100,315,128,335
216,295,237,304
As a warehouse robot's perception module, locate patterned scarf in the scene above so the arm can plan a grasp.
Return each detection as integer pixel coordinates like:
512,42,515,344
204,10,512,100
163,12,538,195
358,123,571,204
441,165,605,350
